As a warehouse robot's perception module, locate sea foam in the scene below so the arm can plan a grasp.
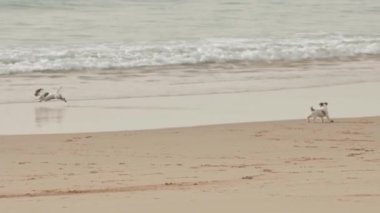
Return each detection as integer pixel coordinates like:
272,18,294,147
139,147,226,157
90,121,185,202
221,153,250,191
0,34,379,74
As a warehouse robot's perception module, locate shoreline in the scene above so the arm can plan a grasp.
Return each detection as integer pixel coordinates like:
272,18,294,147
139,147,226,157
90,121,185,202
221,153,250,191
0,115,377,137
0,79,378,105
0,82,379,135
1,116,379,212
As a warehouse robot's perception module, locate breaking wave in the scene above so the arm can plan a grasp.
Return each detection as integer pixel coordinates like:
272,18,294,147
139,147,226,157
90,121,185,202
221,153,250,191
1,34,379,74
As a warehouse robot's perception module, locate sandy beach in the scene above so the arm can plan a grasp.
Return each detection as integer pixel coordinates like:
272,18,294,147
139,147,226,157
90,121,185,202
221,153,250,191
1,1,380,212
1,82,380,135
1,115,379,212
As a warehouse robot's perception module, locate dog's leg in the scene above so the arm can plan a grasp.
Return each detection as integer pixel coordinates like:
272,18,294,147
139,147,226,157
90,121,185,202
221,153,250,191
56,94,67,103
59,97,67,103
325,113,331,122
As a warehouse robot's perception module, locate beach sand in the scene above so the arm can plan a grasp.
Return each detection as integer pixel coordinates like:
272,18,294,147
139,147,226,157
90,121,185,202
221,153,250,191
1,0,380,211
1,116,379,212
1,82,380,135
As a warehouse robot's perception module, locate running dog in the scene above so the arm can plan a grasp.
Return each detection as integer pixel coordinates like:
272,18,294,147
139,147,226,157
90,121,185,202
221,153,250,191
34,87,67,103
307,102,333,123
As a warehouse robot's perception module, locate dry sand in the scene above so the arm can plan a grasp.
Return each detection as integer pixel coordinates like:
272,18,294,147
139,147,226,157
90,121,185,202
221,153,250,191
0,116,379,212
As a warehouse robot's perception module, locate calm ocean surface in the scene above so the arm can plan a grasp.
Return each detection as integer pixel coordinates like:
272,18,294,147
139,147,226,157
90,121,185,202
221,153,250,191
0,0,380,102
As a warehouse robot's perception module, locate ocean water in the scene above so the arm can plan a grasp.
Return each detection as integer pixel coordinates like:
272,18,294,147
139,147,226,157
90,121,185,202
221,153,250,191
1,0,380,102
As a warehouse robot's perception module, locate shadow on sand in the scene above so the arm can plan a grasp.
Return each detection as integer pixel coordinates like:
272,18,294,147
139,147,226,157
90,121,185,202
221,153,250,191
34,106,66,127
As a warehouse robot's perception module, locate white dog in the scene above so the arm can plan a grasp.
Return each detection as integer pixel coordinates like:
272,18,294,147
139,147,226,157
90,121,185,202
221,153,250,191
307,102,333,123
34,87,67,103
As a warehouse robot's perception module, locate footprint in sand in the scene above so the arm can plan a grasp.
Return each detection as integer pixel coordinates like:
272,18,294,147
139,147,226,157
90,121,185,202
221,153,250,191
65,137,80,142
18,161,30,165
263,169,275,173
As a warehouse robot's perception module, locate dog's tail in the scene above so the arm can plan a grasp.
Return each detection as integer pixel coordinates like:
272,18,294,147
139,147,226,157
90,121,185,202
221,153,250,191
310,106,315,111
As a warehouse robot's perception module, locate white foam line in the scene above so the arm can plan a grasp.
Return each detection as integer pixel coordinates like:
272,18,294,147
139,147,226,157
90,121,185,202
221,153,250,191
1,34,379,73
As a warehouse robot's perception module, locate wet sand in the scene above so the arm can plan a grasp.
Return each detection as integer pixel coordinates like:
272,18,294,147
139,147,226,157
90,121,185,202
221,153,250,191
1,82,380,135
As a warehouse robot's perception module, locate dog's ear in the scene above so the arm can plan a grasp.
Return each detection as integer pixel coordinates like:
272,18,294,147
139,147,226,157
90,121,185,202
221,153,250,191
34,88,43,96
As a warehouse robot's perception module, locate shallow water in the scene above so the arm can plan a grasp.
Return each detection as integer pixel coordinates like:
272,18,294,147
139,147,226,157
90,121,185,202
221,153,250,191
1,0,380,102
1,0,380,45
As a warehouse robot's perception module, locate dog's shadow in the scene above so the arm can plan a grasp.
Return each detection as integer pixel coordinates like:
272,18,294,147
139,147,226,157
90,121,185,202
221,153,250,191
34,106,66,127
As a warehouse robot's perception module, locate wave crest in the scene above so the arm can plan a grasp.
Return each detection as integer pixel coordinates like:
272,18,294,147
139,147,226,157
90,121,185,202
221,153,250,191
1,34,379,74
